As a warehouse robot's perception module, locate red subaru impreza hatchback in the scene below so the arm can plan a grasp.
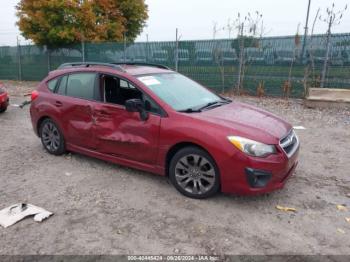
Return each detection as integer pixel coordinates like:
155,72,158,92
30,62,299,199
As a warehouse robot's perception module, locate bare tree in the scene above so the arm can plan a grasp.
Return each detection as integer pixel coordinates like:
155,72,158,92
319,3,347,88
234,11,264,95
302,7,321,98
226,19,235,40
283,24,301,99
212,22,226,93
309,7,321,86
290,24,301,83
212,12,264,95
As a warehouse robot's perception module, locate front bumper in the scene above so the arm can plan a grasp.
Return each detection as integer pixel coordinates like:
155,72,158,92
220,145,300,195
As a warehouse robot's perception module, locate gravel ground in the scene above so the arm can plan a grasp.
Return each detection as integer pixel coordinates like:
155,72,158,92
0,80,350,255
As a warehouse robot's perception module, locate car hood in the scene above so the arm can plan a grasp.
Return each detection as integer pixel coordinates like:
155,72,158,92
189,102,292,144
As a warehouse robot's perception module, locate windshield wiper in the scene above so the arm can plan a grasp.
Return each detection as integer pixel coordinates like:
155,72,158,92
198,100,231,111
178,100,231,113
178,108,202,113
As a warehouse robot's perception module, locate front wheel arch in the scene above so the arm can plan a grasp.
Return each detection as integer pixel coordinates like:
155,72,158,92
165,142,212,177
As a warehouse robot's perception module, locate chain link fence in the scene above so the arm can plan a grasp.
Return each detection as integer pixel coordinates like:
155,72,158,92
1,33,350,97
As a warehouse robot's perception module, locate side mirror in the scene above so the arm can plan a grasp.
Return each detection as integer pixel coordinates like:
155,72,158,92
125,99,143,112
125,99,149,121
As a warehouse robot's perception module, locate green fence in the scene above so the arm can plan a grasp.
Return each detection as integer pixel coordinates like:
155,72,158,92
1,33,350,97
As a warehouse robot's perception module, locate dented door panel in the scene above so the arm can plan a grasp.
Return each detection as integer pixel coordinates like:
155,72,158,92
53,95,97,150
94,103,161,165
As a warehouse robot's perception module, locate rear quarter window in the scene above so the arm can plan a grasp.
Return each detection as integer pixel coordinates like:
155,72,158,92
47,78,58,92
56,75,68,95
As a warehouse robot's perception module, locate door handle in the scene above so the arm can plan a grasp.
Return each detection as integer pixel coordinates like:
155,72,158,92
55,101,63,107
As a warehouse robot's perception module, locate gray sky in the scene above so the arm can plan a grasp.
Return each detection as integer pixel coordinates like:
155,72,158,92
1,0,349,46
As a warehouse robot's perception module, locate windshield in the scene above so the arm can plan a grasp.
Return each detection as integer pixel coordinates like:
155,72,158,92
138,73,222,111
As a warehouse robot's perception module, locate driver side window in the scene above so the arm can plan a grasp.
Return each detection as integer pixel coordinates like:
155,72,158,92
103,75,142,105
101,74,161,115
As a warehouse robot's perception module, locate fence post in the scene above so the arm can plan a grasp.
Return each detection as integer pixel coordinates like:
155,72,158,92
175,28,179,72
236,23,245,95
47,46,51,73
301,0,312,62
82,40,86,62
123,33,126,62
17,37,22,81
321,22,332,88
146,34,149,62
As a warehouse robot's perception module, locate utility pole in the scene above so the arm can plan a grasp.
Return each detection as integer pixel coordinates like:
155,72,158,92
301,0,312,62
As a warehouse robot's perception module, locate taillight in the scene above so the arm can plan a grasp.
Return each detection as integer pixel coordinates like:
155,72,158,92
31,90,39,101
0,82,5,94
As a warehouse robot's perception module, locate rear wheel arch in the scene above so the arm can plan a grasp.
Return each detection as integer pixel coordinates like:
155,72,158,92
37,116,65,138
37,116,51,136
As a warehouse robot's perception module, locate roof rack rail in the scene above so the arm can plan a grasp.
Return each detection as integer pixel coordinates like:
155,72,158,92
111,62,170,70
58,62,125,71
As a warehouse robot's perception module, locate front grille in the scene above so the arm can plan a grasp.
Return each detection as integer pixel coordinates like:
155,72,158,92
280,129,299,158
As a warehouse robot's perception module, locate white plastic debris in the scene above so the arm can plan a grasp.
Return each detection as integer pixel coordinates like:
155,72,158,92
293,126,306,130
0,203,53,228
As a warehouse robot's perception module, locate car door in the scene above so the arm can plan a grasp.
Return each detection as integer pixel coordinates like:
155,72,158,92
55,72,99,150
93,75,161,165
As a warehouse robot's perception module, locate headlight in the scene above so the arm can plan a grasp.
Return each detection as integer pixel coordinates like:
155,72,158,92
228,136,276,157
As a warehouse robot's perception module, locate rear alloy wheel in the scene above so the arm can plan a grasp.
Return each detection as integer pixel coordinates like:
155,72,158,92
40,119,65,155
169,147,220,199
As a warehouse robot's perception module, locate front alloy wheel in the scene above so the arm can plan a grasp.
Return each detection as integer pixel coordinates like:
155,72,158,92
170,147,220,199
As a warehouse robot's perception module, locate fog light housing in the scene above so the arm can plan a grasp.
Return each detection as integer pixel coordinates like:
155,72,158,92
245,168,272,188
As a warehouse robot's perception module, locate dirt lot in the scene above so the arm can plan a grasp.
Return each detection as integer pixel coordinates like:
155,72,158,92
0,80,350,255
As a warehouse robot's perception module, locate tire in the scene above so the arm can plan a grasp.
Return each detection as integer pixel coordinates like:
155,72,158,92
169,147,220,199
39,118,66,155
0,107,6,113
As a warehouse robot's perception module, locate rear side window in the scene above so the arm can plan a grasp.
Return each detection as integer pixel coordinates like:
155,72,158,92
66,73,97,100
47,78,58,91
